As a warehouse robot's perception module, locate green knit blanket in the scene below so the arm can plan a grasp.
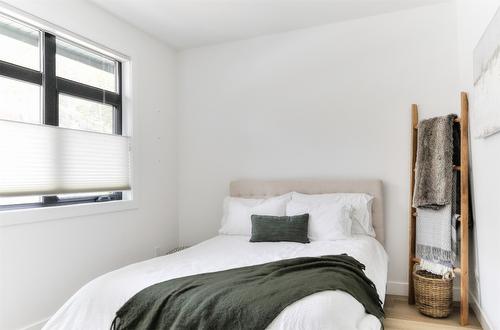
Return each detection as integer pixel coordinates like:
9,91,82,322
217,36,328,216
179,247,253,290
111,254,384,330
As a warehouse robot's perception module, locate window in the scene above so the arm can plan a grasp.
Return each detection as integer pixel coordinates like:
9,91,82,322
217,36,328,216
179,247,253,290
0,14,130,210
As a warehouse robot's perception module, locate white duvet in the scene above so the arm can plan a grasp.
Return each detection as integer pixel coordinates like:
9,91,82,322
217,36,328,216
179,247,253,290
44,235,388,330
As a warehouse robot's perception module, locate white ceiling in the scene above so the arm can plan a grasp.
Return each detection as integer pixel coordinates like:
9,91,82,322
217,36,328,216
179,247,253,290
88,0,447,49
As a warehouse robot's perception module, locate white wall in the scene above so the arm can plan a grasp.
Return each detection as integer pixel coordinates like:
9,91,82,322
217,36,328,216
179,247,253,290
455,1,500,329
0,1,178,329
177,2,460,295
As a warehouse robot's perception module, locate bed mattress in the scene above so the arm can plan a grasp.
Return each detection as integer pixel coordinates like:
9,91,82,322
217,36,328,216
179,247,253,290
43,235,388,330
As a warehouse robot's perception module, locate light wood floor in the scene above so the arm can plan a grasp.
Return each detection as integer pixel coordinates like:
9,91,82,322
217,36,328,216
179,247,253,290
384,295,482,330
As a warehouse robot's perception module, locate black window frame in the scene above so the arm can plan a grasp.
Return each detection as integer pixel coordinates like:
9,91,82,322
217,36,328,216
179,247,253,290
0,20,124,210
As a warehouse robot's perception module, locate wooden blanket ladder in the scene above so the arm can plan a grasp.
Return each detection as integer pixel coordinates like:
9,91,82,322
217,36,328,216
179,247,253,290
407,92,470,326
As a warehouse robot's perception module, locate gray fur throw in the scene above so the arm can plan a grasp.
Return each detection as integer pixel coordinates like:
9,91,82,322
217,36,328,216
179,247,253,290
413,114,456,209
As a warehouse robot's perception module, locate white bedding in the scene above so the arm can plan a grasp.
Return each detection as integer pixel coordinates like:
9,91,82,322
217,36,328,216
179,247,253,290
43,235,388,330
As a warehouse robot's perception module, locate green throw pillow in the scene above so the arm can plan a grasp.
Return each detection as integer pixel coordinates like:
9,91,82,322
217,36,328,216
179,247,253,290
250,214,310,243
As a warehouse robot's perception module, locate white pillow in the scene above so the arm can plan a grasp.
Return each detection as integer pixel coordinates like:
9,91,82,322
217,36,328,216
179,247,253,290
291,192,375,237
219,193,291,236
286,200,352,241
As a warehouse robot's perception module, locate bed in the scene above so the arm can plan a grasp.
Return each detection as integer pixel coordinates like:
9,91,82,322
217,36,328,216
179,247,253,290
43,179,388,330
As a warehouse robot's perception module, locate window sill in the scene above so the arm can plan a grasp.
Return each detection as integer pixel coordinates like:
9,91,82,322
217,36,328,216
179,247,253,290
0,199,138,227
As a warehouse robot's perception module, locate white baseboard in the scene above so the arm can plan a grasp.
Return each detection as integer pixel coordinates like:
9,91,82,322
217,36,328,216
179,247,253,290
386,281,408,296
386,281,461,301
470,293,492,330
18,318,48,330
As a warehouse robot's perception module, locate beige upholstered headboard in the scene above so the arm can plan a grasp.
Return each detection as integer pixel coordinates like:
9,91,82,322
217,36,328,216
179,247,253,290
230,179,384,246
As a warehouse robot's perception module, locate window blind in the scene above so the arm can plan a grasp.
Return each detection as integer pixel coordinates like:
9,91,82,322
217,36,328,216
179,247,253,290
0,119,130,197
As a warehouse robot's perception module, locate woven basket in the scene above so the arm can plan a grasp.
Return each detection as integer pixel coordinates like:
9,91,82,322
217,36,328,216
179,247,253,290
413,268,453,318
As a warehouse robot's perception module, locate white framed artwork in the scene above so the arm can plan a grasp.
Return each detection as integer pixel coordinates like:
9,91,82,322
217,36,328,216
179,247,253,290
473,7,500,139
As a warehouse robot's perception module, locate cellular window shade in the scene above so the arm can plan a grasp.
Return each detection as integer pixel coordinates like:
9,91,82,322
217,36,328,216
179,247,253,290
0,120,130,196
